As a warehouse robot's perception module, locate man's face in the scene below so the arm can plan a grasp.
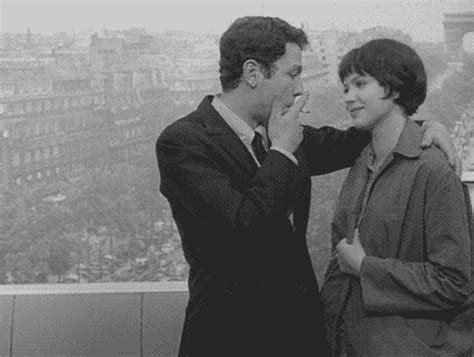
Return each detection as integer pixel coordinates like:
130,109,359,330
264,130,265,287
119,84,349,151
257,43,304,125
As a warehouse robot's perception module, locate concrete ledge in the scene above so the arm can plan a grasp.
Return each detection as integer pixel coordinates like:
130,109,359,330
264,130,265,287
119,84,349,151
0,282,188,356
0,296,14,357
0,281,188,295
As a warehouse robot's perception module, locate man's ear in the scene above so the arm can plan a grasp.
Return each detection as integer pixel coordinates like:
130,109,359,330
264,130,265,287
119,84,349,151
242,59,263,88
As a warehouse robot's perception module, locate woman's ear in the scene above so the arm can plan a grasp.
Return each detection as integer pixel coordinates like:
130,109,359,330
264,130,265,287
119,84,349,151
383,85,399,100
242,59,262,89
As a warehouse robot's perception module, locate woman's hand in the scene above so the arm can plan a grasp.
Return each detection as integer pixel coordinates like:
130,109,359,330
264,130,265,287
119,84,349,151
336,229,366,277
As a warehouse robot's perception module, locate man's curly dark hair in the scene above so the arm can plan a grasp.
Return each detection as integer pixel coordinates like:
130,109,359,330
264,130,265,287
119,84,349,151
219,16,308,91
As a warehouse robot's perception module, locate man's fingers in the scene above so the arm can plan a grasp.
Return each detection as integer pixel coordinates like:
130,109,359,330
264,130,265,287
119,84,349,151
336,238,347,252
353,229,360,244
420,134,432,148
455,155,463,178
444,143,457,169
434,138,456,168
421,121,458,169
290,92,310,113
270,95,284,119
420,121,433,148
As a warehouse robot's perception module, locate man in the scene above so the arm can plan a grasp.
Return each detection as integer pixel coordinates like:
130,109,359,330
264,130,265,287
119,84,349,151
156,16,457,356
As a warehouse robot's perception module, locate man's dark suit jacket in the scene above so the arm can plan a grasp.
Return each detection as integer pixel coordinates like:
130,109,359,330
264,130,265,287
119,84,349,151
156,96,369,356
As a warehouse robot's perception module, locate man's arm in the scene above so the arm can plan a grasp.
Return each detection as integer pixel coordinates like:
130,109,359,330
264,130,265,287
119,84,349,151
156,123,301,236
419,120,461,175
301,119,460,177
302,125,370,176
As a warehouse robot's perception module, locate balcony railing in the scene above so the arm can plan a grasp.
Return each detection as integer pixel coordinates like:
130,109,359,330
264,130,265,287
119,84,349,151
0,281,187,356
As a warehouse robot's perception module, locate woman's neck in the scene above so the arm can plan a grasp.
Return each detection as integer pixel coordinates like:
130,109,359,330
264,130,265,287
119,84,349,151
371,110,407,167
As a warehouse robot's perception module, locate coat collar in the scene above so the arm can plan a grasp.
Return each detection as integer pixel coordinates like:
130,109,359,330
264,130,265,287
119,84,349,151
392,119,423,159
196,95,259,173
197,95,236,135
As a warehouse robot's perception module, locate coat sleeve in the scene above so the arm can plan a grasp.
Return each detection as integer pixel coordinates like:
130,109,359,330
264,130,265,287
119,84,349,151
301,125,370,176
359,168,472,313
156,122,301,236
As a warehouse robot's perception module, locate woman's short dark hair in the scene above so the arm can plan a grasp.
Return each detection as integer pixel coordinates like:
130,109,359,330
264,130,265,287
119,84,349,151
219,16,308,91
338,38,427,116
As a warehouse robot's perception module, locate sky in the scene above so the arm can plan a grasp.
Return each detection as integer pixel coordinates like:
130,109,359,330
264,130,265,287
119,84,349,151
0,0,473,42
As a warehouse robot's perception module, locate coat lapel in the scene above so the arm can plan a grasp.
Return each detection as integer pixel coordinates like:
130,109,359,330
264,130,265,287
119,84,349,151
194,96,310,185
196,96,259,176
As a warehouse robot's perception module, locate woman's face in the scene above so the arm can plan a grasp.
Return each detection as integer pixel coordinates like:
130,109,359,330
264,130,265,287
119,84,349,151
342,72,397,131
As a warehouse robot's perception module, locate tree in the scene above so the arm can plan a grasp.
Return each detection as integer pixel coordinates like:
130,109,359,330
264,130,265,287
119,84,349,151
0,187,78,283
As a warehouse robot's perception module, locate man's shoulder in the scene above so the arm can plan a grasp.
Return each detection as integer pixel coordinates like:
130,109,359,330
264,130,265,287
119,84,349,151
158,109,206,144
158,95,216,141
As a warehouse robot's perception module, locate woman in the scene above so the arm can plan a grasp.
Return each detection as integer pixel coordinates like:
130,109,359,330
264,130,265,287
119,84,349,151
320,39,472,356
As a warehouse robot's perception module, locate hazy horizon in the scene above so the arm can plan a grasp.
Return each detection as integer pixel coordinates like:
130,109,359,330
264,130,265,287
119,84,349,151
1,0,473,43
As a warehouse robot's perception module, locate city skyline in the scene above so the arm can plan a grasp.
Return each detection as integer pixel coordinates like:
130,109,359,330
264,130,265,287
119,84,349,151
1,0,473,42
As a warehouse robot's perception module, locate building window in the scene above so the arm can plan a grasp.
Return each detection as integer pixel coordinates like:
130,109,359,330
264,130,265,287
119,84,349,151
34,122,40,135
13,152,20,166
13,103,23,115
34,149,41,161
53,145,59,157
24,151,31,164
44,147,50,160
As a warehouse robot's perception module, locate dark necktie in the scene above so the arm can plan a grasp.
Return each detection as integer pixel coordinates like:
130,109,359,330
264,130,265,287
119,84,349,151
251,131,267,165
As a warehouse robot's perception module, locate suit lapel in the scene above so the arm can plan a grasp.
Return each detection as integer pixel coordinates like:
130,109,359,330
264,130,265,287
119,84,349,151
194,96,311,184
196,96,258,176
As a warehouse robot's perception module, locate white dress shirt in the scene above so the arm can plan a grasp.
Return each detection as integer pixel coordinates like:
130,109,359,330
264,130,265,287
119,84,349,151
211,95,298,167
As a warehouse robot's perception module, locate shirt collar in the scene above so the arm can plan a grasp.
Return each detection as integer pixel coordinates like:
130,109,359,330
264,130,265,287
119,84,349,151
211,95,268,149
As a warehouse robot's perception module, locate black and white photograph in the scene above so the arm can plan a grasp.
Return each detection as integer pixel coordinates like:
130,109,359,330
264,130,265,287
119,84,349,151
0,0,473,355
